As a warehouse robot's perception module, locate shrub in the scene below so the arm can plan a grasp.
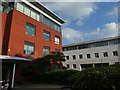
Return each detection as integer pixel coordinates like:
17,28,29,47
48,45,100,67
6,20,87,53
68,65,120,90
32,69,79,85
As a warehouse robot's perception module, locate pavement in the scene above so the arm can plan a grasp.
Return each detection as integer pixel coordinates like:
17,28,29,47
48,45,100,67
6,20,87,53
13,84,70,90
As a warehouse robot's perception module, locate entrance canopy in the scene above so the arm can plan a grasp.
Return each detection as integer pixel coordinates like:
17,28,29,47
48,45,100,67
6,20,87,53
1,55,32,88
0,55,32,61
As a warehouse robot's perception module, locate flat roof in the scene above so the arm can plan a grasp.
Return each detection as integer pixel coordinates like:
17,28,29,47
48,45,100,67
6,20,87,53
63,36,120,47
0,55,32,61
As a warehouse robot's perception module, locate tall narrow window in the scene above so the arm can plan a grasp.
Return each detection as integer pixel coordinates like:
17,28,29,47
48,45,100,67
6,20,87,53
55,36,60,44
95,53,99,58
79,55,83,59
31,10,36,19
36,13,40,21
16,3,24,13
66,56,69,60
43,46,50,56
24,41,34,55
113,51,118,56
87,54,91,59
103,52,108,57
26,23,36,36
24,6,30,16
44,31,50,41
73,64,76,68
72,55,76,60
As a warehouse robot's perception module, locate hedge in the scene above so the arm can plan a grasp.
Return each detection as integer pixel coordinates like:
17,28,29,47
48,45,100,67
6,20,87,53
31,69,79,84
68,65,120,90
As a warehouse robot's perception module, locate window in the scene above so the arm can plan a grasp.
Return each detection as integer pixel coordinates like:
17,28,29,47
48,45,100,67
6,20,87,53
72,55,76,60
31,10,36,19
55,36,60,44
95,53,99,58
66,56,69,60
16,3,24,13
24,6,30,16
103,52,108,57
36,13,40,21
73,64,76,68
67,64,69,68
26,23,36,36
24,41,34,55
87,54,91,59
44,31,50,41
113,51,118,56
79,55,83,59
43,46,50,56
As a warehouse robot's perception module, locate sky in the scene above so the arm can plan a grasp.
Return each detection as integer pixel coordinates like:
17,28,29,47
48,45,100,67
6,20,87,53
41,1,118,45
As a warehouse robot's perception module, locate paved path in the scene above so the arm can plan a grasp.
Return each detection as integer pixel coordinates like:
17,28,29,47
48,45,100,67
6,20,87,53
13,84,70,90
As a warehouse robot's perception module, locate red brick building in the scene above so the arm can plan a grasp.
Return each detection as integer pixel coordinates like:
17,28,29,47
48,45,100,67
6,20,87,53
1,1,64,59
1,1,64,87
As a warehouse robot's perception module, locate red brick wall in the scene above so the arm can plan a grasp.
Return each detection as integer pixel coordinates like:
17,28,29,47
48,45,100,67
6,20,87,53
1,12,7,54
3,9,62,59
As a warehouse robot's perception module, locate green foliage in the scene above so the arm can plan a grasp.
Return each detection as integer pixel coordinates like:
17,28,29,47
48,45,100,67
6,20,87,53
32,69,79,84
23,51,66,77
68,65,120,90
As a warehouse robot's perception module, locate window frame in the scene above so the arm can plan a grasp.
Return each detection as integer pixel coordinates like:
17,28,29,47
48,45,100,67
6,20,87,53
95,53,99,58
103,52,108,57
87,54,91,59
43,46,50,56
24,41,35,55
72,55,76,60
44,30,50,41
73,64,76,68
55,36,60,45
79,54,83,59
26,22,36,37
113,51,118,56
66,56,69,60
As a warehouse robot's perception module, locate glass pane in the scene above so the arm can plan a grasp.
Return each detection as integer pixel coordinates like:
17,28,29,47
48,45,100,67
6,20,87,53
24,6,30,16
29,46,34,51
24,44,27,50
16,3,24,13
26,23,35,36
31,10,36,19
44,31,50,41
24,42,34,55
36,14,40,21
43,47,50,55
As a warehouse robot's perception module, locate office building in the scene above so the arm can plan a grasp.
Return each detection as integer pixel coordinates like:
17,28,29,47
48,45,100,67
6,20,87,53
1,0,64,87
62,36,120,71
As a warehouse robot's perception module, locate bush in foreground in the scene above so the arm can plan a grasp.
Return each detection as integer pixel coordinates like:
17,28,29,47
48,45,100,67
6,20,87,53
68,65,120,90
32,69,79,84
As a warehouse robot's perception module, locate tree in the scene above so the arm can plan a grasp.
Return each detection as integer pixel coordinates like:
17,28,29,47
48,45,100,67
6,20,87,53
48,51,66,71
29,51,66,74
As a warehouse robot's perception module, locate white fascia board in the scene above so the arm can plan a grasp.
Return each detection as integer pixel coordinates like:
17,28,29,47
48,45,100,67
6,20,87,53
35,0,65,23
21,0,62,26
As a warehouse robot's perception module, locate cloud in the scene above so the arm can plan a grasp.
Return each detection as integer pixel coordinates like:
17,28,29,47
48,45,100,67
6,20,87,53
106,7,118,16
62,22,118,45
62,27,83,44
102,22,118,37
42,2,97,26
85,22,118,40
